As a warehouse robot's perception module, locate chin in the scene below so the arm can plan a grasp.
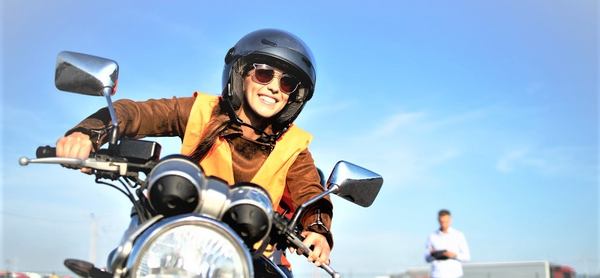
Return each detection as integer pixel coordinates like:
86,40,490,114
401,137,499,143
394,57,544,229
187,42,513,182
256,111,277,119
254,106,283,119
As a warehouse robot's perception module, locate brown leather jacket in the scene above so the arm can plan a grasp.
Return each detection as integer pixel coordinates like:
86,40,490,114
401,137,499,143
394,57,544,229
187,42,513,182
67,95,333,246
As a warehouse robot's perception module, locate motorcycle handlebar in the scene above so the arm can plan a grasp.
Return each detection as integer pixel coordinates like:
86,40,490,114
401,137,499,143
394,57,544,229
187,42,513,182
22,146,129,177
23,143,156,177
36,146,56,158
271,212,340,277
286,227,340,277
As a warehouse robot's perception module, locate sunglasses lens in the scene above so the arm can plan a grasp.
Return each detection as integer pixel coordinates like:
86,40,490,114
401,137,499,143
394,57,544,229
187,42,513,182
251,64,300,94
280,76,299,93
254,69,274,84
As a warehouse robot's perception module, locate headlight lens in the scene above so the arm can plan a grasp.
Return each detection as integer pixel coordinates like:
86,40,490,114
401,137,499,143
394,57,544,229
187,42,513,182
147,155,205,216
129,215,251,278
222,183,273,247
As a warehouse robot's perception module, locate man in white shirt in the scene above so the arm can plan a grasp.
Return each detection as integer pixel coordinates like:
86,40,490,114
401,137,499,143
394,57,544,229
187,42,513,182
425,209,471,278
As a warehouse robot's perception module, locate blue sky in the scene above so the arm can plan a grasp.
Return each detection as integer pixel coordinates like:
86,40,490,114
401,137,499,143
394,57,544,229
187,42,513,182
2,0,598,276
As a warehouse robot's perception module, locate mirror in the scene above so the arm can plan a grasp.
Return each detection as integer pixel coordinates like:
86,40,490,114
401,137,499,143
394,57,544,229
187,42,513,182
55,51,119,96
317,168,326,189
327,160,383,207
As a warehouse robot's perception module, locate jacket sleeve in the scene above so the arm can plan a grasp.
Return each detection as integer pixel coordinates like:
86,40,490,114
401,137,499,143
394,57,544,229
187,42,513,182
66,96,195,150
285,148,334,248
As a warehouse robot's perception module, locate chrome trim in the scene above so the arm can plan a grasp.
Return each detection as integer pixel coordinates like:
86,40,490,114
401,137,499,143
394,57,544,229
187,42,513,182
290,160,384,228
110,215,164,277
228,185,273,217
19,157,82,166
18,157,130,175
147,157,206,213
124,214,253,277
198,178,231,219
326,160,379,188
55,51,119,96
103,87,119,145
327,160,383,208
226,185,274,242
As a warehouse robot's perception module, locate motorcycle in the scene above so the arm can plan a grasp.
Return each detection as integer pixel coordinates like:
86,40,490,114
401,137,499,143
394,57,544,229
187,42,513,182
19,51,384,278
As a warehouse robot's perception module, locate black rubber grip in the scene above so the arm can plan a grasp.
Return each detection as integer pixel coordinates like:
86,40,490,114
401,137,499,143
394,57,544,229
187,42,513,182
36,146,57,158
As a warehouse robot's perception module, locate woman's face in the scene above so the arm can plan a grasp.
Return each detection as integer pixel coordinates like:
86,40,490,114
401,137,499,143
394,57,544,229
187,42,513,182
242,64,293,119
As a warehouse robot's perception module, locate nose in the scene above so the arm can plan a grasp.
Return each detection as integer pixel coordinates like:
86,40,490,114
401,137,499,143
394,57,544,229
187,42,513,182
266,76,280,94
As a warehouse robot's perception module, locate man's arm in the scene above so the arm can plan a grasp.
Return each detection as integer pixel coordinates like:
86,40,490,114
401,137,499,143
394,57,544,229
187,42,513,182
454,232,471,262
424,235,435,263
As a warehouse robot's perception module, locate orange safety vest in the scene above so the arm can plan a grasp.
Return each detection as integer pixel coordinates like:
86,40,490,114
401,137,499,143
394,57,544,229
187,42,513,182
180,92,313,208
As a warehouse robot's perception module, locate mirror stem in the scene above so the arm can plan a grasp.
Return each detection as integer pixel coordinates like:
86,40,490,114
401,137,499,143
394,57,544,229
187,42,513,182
288,185,339,231
103,87,119,147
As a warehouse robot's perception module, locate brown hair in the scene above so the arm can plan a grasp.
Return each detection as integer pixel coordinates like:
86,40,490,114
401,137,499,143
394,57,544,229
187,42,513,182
188,103,231,163
438,209,451,217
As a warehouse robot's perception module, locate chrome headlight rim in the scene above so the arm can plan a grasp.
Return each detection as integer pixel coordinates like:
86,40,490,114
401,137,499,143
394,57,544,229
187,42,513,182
125,213,253,278
147,155,207,215
223,183,274,246
228,183,274,217
110,214,164,277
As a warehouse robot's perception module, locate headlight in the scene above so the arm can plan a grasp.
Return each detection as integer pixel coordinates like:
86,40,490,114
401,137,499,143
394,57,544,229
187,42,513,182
127,214,252,278
222,183,273,248
147,155,205,216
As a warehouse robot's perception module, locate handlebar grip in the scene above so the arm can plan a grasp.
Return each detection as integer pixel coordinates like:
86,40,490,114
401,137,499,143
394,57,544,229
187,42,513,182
36,146,57,158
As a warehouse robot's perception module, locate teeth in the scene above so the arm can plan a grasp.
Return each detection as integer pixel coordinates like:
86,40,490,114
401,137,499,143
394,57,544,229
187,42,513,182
260,96,276,104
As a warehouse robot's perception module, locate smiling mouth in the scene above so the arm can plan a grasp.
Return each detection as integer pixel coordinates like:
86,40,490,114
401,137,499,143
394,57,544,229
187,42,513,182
259,95,277,105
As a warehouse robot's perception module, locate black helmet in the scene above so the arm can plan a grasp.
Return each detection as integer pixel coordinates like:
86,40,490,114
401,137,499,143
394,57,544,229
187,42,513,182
221,29,316,134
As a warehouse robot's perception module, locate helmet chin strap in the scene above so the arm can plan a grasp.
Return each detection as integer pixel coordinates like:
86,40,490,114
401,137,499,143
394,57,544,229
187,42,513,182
240,121,279,145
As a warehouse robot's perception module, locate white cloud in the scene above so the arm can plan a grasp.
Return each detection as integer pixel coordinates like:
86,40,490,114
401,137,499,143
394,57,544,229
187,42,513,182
372,111,426,137
430,148,462,166
495,146,597,181
365,106,491,142
351,108,490,186
423,107,490,131
496,148,530,173
309,109,480,191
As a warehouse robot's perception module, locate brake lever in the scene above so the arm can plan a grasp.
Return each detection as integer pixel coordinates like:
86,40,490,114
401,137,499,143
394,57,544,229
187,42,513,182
19,157,130,176
19,157,83,167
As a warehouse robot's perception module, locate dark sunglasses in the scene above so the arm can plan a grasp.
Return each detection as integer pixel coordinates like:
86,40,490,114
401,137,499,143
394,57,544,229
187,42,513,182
250,63,301,94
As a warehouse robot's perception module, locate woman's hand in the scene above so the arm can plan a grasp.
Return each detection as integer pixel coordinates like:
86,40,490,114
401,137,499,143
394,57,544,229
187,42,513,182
56,132,93,159
56,132,93,173
300,231,331,267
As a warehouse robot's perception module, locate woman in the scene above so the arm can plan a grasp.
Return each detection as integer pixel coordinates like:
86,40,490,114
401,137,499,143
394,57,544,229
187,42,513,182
55,29,333,275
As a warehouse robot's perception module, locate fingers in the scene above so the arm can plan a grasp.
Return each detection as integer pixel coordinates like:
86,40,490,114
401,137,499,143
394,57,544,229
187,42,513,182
76,139,92,160
80,167,93,174
300,231,331,267
56,132,92,159
310,245,324,266
56,132,94,172
56,136,66,157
